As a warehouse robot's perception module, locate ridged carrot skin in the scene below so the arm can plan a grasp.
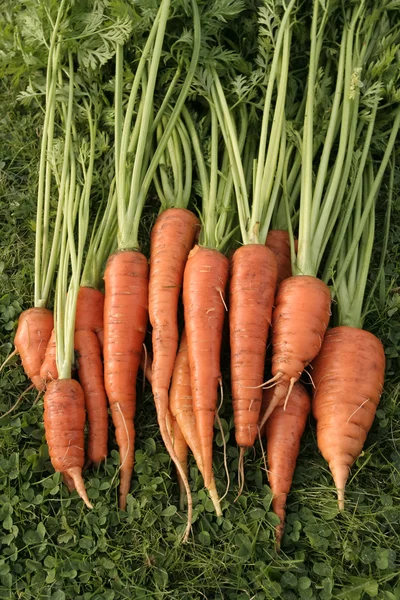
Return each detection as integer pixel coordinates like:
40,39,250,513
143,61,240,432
14,307,54,391
75,329,108,465
261,276,331,426
312,326,385,510
39,328,58,382
264,381,310,548
169,329,222,516
183,245,229,489
44,378,92,508
265,230,293,287
230,244,277,448
103,250,148,510
149,208,199,416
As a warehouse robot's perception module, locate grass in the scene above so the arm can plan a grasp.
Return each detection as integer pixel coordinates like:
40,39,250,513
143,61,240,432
1,45,400,600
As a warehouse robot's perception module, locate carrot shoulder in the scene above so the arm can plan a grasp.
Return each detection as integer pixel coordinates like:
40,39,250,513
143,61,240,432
44,378,92,508
261,275,331,426
183,245,229,489
14,307,54,391
312,326,385,510
230,244,277,449
264,381,310,548
103,250,148,510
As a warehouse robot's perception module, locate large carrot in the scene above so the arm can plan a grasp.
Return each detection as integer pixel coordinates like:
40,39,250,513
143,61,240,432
44,379,92,508
264,382,310,548
169,329,222,516
103,250,148,509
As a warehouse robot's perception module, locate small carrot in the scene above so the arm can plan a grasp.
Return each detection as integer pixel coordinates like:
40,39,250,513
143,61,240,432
260,276,331,427
44,378,92,508
12,308,54,391
40,328,58,383
266,230,297,287
264,382,310,548
103,250,148,510
75,329,108,465
312,326,385,509
75,286,105,351
183,245,229,490
169,329,222,516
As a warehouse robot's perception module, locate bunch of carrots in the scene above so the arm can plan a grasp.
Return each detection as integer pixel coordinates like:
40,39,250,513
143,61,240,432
2,0,400,548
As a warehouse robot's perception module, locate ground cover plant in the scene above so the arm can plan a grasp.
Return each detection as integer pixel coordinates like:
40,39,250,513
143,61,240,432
1,0,400,598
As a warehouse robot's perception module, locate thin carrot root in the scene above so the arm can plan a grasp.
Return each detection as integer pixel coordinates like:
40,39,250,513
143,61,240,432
0,383,35,419
234,446,245,501
171,415,189,511
103,250,149,510
266,276,331,425
183,245,229,491
169,329,222,516
43,378,91,508
264,382,310,548
14,307,54,390
63,472,76,493
0,348,18,372
230,244,277,450
215,406,230,503
312,326,385,510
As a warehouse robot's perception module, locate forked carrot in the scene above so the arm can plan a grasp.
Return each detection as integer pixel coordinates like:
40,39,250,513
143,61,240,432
75,329,108,465
13,308,54,391
264,382,310,548
169,329,222,516
103,250,148,510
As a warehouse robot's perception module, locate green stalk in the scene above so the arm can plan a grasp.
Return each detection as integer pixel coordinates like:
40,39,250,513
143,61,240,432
201,104,218,248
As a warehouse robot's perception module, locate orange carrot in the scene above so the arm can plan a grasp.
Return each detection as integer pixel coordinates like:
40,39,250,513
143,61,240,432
230,244,277,451
13,308,54,391
183,245,229,489
44,378,92,508
103,250,148,510
260,276,331,427
169,329,222,515
312,326,385,509
266,230,297,287
149,208,199,433
171,414,189,511
75,329,108,465
40,328,58,382
75,286,104,351
264,381,310,548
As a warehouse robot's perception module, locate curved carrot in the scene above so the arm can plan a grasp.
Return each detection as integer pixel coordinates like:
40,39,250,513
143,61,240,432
230,244,277,449
44,378,92,508
171,414,189,511
75,329,108,465
312,326,385,510
103,250,148,510
40,328,58,382
169,329,222,516
264,381,310,548
266,230,297,287
260,276,331,427
183,245,229,489
13,307,54,391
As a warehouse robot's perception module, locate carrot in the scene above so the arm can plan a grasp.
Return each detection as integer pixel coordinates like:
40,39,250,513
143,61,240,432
266,230,297,287
75,286,105,351
260,276,331,427
169,329,222,516
44,378,92,508
183,245,229,489
13,307,54,391
230,244,277,450
75,329,108,465
312,326,385,509
171,415,189,511
264,382,310,548
103,250,148,510
39,328,58,382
